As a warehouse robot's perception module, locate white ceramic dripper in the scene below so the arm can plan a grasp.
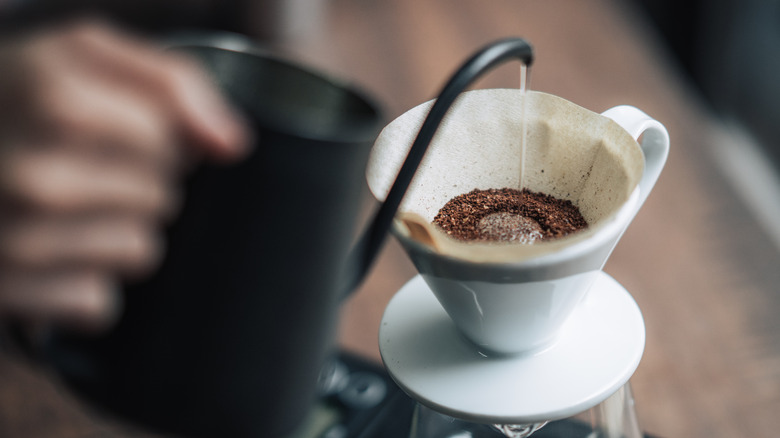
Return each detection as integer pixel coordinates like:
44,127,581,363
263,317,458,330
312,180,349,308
369,38,669,437
368,89,668,355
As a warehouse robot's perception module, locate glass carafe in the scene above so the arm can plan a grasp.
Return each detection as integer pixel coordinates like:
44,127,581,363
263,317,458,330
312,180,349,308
409,383,642,438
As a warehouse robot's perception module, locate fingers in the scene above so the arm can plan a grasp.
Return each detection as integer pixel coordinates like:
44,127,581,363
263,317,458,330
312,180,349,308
8,18,250,166
42,19,251,162
31,70,181,170
0,146,179,217
0,214,162,276
0,269,121,331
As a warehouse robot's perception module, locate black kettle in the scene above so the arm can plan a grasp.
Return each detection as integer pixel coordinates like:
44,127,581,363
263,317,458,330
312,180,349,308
39,35,534,437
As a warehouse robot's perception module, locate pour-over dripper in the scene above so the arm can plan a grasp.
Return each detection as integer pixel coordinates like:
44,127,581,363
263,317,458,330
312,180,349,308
371,37,668,438
368,87,667,355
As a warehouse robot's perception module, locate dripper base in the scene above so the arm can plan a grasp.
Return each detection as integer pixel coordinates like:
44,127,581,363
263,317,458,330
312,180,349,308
379,272,645,425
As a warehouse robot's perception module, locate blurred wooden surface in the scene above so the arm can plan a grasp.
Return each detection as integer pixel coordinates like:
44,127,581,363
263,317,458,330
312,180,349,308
1,0,779,437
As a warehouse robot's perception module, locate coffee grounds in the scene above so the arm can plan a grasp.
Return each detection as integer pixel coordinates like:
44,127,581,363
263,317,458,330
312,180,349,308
432,188,588,243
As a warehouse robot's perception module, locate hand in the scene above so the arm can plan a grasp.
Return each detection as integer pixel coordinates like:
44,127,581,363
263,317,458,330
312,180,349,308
0,19,250,331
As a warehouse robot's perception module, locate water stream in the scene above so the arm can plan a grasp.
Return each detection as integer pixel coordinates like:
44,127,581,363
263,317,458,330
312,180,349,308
519,63,529,190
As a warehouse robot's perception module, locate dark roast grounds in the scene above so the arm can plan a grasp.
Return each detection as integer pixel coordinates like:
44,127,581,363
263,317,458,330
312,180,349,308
433,188,588,243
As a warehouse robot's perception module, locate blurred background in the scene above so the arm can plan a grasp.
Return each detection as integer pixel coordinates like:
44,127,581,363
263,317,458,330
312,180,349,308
5,0,779,178
637,0,780,167
0,0,779,437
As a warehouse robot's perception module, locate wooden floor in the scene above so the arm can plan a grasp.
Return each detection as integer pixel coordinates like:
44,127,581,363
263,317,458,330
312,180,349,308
1,0,779,437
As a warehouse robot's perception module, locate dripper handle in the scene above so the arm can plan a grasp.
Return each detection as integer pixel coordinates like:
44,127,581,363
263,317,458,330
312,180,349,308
343,37,534,296
602,105,670,212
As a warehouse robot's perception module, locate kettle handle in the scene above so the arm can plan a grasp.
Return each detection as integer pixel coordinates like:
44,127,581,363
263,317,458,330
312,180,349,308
343,37,535,296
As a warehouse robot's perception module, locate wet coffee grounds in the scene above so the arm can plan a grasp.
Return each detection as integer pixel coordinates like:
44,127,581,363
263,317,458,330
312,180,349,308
432,188,588,244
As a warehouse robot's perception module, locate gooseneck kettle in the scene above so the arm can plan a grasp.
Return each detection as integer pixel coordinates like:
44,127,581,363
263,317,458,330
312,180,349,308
33,35,534,437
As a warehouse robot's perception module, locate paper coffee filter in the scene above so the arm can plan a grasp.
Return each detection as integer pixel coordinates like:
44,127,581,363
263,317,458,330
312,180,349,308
367,89,644,261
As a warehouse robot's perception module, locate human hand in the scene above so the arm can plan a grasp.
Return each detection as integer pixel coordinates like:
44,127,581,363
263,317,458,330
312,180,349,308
0,19,250,331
